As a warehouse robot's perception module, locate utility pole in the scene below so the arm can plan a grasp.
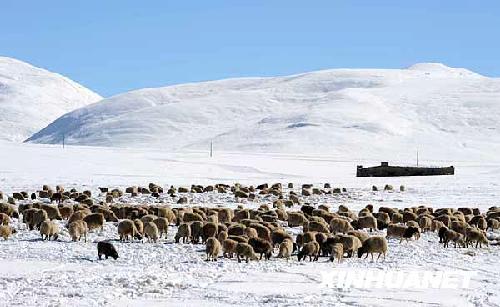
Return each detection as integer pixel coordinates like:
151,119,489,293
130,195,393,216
416,149,419,167
62,134,65,149
210,141,213,158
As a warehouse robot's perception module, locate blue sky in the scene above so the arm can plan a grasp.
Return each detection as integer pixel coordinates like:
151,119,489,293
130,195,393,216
1,1,499,97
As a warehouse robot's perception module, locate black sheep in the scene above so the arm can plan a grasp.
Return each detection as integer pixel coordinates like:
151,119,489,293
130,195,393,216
97,241,119,260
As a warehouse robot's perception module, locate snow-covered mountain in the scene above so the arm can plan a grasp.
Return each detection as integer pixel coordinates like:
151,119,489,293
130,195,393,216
26,63,500,161
0,57,101,142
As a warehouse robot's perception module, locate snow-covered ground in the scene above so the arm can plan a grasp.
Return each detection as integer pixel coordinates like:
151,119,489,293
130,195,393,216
0,141,499,306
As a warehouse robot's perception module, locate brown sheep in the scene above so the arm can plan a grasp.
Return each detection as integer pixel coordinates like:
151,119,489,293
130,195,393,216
40,204,62,220
157,207,176,224
190,221,204,244
357,236,388,260
391,212,404,224
140,214,158,224
222,238,238,258
0,213,10,225
271,228,293,247
69,220,88,242
228,223,246,236
353,216,378,232
329,243,343,263
386,224,407,239
144,221,159,243
329,218,354,234
205,237,221,261
347,230,370,243
466,228,489,248
307,220,330,234
134,219,144,235
443,229,465,248
40,220,59,240
32,209,49,230
118,219,140,242
228,235,249,243
277,238,294,260
248,223,271,242
202,222,218,243
175,223,191,243
0,225,16,240
297,241,320,261
218,230,228,243
83,213,105,232
236,242,259,263
218,208,234,224
287,212,308,227
418,216,432,232
248,237,273,260
331,235,362,258
153,217,169,238
67,209,91,226
59,206,74,220
244,227,258,239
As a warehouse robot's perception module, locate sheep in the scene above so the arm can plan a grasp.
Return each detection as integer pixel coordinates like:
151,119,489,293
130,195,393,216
40,204,62,220
118,219,140,242
218,208,234,224
0,213,9,225
271,228,293,247
488,218,500,231
218,230,228,243
401,226,420,243
358,236,388,261
32,209,49,230
332,235,362,258
347,230,369,243
248,223,271,242
466,228,489,248
143,221,160,243
134,219,144,236
329,243,343,263
418,216,432,232
277,238,294,260
157,207,176,224
451,220,468,236
228,224,246,236
391,212,404,224
68,220,88,242
236,242,259,263
67,210,90,225
443,229,465,248
248,237,273,260
287,212,308,227
97,241,119,260
202,222,218,243
153,217,169,238
307,220,330,234
205,237,221,261
297,241,320,262
59,206,74,220
386,224,407,239
222,238,238,258
83,213,105,232
190,221,204,244
329,218,354,234
244,227,258,239
228,235,249,243
175,223,191,243
40,220,59,241
353,216,378,232
0,225,16,240
432,220,445,232
140,214,158,224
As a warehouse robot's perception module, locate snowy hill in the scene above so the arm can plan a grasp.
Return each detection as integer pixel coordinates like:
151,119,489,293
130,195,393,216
0,57,101,142
26,63,500,161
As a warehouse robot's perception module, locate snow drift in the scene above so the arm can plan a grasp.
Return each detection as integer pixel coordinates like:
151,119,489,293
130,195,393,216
26,63,500,161
0,56,101,142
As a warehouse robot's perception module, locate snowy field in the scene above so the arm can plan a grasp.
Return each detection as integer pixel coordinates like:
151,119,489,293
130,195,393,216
0,141,499,306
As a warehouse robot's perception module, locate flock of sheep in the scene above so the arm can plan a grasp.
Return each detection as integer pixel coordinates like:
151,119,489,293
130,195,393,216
0,182,498,263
